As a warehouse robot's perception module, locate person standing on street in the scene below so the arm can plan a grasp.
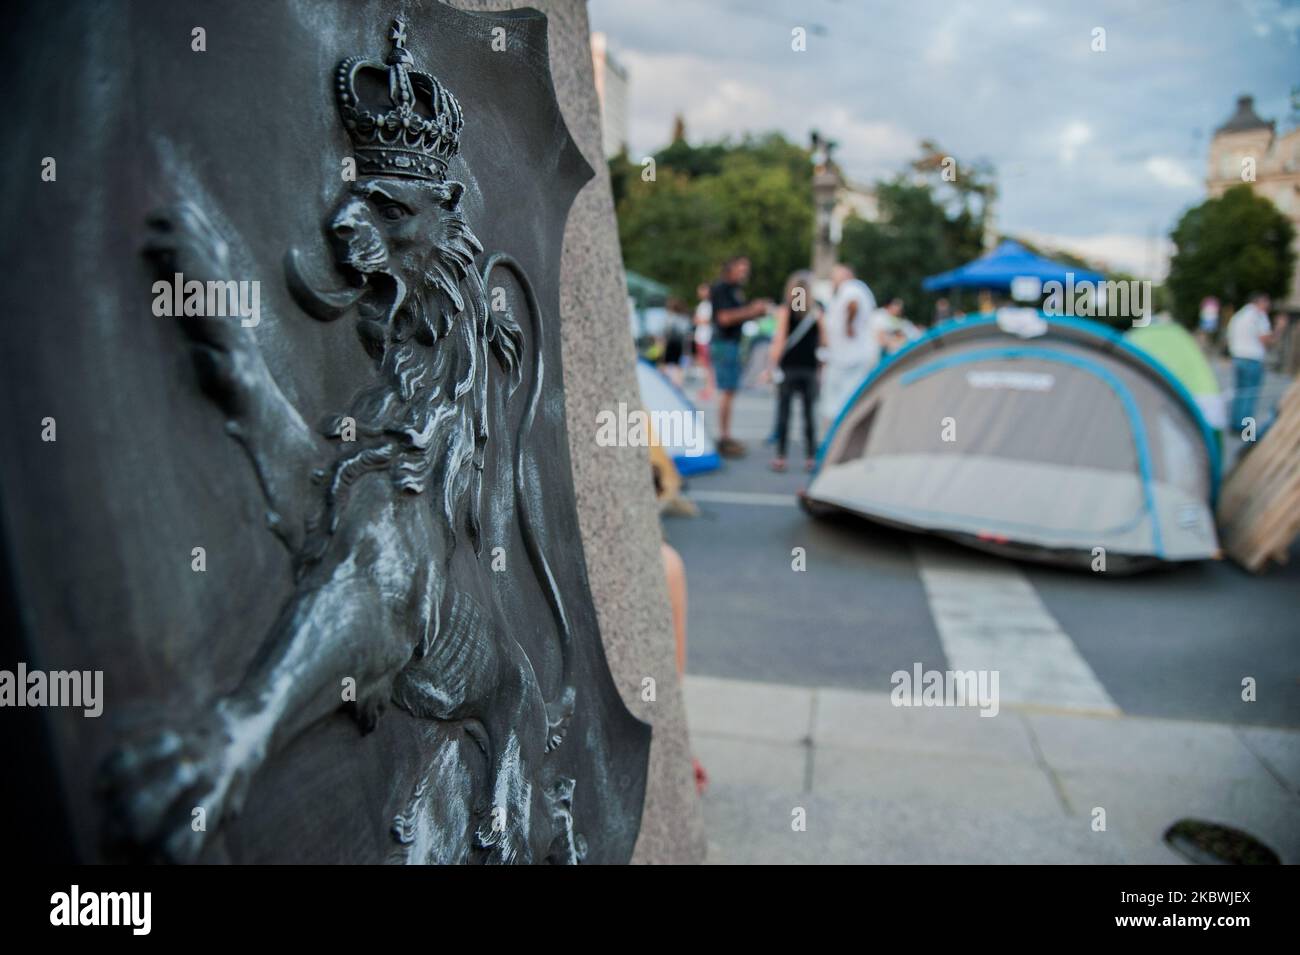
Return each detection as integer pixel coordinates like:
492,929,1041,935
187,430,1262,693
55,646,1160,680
710,256,772,457
1227,291,1285,433
821,263,880,427
766,270,824,472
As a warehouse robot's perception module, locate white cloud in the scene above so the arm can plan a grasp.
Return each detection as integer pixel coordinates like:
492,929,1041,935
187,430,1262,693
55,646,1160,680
1058,121,1094,164
1242,0,1300,43
1144,156,1199,191
619,49,916,179
1020,229,1174,280
1007,6,1048,28
925,23,961,65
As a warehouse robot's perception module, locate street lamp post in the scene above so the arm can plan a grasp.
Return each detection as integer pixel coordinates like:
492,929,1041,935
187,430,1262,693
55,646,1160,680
810,131,840,292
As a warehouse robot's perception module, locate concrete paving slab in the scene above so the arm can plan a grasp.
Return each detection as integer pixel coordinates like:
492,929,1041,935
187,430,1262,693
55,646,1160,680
1025,710,1274,781
1235,725,1300,794
684,674,814,743
812,746,1063,816
1055,769,1300,864
701,782,1181,864
692,732,808,792
813,686,1039,763
686,669,1299,864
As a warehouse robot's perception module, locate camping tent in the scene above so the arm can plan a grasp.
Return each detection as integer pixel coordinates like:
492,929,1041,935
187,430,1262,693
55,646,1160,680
922,240,1104,292
804,315,1221,571
1124,320,1226,433
635,359,721,476
624,270,670,310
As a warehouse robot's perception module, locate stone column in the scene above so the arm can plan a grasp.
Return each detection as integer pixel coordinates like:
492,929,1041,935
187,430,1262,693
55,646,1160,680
453,0,707,864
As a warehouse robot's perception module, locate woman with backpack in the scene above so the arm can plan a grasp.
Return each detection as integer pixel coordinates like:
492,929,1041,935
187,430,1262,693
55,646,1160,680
765,270,824,473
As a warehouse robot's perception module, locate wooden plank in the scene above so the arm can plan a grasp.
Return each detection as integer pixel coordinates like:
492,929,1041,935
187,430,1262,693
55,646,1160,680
1217,375,1300,572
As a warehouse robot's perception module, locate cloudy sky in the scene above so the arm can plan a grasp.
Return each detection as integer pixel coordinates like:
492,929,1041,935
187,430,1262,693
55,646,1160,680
588,0,1300,278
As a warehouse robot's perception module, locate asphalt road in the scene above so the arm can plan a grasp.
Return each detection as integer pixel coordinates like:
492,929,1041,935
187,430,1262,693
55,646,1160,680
663,381,1300,729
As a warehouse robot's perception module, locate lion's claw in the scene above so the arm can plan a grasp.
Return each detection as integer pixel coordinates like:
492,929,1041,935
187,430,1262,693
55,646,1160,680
544,686,576,753
99,716,256,864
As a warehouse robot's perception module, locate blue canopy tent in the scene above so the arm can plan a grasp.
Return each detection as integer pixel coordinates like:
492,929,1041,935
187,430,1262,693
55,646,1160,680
922,240,1104,292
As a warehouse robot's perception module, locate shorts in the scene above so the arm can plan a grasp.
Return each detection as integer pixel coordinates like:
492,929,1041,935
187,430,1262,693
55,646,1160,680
664,336,684,365
711,338,742,392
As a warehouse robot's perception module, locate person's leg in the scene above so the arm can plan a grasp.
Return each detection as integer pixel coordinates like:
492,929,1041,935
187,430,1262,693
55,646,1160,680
774,376,793,463
767,371,782,445
660,540,705,794
660,542,687,676
798,370,817,463
713,339,745,454
1246,358,1264,425
1233,358,1262,433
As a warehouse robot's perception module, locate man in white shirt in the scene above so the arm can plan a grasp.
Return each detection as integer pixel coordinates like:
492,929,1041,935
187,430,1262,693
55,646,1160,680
1227,292,1283,431
821,263,883,425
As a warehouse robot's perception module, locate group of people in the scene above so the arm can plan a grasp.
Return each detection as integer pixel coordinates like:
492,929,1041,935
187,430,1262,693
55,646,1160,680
687,256,910,471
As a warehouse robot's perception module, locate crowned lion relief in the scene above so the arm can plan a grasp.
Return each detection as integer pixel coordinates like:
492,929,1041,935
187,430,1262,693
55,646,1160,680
100,20,600,864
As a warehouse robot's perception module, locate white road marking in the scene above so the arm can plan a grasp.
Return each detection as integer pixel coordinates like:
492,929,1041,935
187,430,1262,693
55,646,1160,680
689,489,799,507
913,542,1119,714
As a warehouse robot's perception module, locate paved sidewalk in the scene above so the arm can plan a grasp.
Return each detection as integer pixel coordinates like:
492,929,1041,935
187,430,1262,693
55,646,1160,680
685,674,1300,864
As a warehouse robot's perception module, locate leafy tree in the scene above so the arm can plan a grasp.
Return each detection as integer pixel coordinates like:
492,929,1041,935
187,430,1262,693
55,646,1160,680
911,139,997,227
653,138,729,180
839,175,985,322
615,168,726,303
607,148,639,208
1166,184,1295,328
695,151,813,301
611,133,813,302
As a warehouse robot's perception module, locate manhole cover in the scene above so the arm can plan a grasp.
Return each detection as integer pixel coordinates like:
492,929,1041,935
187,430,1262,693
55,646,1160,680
1163,819,1280,865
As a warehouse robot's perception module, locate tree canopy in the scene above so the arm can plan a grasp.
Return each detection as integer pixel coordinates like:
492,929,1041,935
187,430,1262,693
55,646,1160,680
839,174,987,321
1166,183,1295,326
610,133,813,303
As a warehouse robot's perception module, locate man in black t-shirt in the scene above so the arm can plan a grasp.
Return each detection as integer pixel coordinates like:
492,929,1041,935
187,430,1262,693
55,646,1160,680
709,256,771,457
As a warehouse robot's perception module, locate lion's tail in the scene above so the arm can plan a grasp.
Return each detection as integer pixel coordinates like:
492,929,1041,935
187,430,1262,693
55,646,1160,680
481,253,575,750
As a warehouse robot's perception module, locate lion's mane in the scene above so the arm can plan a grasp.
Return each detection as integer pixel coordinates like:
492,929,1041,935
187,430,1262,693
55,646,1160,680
301,200,523,570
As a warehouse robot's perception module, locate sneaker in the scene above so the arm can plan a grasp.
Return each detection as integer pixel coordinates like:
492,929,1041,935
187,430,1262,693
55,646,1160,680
718,437,747,458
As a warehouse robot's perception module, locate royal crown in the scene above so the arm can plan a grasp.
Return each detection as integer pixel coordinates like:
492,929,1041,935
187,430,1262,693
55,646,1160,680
335,19,464,181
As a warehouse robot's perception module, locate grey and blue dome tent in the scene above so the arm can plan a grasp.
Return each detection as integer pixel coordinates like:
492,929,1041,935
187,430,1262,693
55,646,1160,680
635,359,721,476
803,315,1221,571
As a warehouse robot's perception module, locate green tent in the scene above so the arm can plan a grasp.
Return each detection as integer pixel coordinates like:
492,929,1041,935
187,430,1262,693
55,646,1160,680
1124,320,1225,432
624,270,670,311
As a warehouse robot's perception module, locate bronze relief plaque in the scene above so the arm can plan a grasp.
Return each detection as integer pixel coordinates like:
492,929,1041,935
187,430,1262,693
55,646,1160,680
0,1,649,864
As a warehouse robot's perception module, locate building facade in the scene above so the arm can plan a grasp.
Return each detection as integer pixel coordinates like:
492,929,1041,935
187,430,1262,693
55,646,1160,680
590,32,629,159
1206,95,1300,311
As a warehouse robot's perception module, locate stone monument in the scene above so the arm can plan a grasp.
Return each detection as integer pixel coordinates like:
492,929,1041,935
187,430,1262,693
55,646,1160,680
0,0,705,864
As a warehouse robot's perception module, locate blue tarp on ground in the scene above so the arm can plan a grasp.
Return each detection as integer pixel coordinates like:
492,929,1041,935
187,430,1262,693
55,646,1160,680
922,240,1104,292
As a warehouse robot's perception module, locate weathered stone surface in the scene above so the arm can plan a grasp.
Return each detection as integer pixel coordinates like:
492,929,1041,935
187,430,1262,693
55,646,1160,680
452,0,707,864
